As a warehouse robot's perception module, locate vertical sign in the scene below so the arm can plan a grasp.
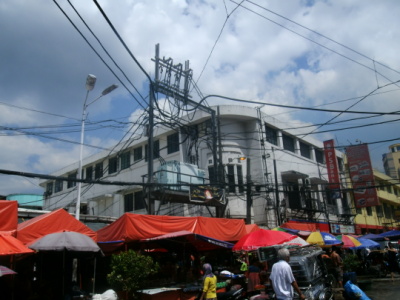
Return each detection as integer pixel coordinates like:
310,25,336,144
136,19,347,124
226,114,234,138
323,140,340,189
346,144,379,208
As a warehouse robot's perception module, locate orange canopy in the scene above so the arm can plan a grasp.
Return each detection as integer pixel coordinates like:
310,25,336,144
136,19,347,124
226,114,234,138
0,200,18,232
97,213,247,244
0,234,34,256
17,208,97,245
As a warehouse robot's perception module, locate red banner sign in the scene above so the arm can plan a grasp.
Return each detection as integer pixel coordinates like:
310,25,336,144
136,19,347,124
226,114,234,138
323,140,340,190
346,144,379,208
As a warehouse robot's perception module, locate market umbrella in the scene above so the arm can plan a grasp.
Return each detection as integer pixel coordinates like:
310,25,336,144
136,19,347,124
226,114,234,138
29,231,102,297
232,229,296,251
306,232,341,247
0,265,17,277
29,231,101,252
336,234,362,248
283,236,309,247
351,238,380,250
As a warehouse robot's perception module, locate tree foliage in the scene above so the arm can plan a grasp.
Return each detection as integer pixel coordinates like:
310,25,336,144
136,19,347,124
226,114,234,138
107,250,159,298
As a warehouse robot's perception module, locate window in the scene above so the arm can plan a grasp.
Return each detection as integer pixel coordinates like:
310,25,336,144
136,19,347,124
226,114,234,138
337,157,344,172
145,140,160,161
86,166,93,181
134,191,145,210
133,147,142,161
299,142,311,159
315,149,324,164
67,172,77,188
366,206,373,216
124,193,134,212
55,179,63,193
376,205,383,217
95,162,103,179
108,156,118,174
167,132,180,154
383,203,391,218
355,206,362,215
265,124,278,145
237,165,244,193
46,182,53,196
227,165,235,193
282,134,295,152
120,151,130,170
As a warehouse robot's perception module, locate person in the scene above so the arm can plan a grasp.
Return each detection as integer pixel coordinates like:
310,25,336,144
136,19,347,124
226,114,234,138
387,243,398,282
247,258,261,296
330,246,343,288
199,263,217,300
269,248,305,300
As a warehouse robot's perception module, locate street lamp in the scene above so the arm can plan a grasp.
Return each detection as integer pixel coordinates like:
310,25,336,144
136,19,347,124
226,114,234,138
75,74,118,220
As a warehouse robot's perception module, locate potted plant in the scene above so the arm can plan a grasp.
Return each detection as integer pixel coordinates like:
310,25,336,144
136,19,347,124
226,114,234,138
107,249,159,300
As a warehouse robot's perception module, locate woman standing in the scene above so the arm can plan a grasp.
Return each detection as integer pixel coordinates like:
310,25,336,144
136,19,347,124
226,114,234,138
199,263,217,300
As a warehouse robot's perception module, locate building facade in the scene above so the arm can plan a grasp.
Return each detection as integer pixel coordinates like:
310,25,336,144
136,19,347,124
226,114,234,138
382,143,400,180
353,169,400,234
40,105,348,229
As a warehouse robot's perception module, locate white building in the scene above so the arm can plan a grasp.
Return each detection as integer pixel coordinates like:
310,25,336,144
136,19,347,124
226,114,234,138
41,105,350,229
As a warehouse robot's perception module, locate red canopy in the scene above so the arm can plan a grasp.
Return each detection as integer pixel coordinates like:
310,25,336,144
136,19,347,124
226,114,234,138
0,234,34,256
97,213,247,243
0,200,18,232
17,208,97,245
232,229,296,251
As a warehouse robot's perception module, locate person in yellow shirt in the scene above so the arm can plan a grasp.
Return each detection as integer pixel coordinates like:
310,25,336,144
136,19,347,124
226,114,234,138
199,263,217,300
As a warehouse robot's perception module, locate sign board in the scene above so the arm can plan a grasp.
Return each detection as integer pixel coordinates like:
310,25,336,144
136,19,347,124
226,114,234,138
190,186,224,203
323,140,341,190
346,144,379,208
330,223,355,234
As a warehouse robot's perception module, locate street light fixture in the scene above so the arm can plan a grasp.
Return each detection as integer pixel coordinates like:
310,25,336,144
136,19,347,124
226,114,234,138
75,75,118,220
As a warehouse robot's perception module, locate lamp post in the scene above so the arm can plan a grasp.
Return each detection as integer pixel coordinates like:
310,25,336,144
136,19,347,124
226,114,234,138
75,74,118,220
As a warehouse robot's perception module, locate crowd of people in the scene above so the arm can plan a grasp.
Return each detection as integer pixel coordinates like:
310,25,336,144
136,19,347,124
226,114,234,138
197,241,399,300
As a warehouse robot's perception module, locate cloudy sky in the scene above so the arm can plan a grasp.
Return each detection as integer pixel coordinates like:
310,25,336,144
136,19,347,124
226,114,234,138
1,0,400,196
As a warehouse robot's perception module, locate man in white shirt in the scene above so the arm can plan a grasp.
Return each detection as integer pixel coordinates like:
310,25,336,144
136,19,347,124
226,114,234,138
269,248,305,300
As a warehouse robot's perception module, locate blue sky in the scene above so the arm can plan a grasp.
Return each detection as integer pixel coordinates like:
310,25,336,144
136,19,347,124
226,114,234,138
1,0,400,195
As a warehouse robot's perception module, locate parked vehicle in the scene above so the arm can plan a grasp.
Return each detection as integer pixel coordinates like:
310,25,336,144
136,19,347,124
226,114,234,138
258,245,334,300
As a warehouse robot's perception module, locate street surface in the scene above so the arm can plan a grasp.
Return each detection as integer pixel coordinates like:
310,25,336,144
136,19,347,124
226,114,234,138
332,277,400,300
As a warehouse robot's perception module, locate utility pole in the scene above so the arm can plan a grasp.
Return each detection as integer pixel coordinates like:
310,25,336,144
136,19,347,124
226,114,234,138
272,147,281,226
246,158,252,224
150,44,219,213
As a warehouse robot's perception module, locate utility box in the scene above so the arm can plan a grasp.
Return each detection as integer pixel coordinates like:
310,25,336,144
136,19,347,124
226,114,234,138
156,161,205,191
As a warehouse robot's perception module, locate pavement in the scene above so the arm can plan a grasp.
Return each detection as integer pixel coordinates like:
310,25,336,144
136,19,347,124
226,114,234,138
332,274,400,300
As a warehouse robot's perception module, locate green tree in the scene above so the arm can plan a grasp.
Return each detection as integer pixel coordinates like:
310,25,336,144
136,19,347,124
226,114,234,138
107,250,159,299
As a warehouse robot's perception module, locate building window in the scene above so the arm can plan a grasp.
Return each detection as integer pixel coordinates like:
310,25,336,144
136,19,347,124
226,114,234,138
227,165,235,193
167,132,180,154
355,206,362,215
282,134,295,152
376,205,383,217
55,179,63,193
366,206,373,216
237,165,244,193
134,191,145,210
315,149,324,164
108,156,118,174
145,140,160,161
124,193,134,212
120,151,131,170
299,142,311,159
337,157,344,172
86,166,93,181
95,162,103,179
265,124,278,145
67,172,77,189
46,182,53,196
133,147,142,161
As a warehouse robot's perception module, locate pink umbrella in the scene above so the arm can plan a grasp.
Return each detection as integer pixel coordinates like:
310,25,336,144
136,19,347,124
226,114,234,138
0,265,17,276
232,229,296,251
